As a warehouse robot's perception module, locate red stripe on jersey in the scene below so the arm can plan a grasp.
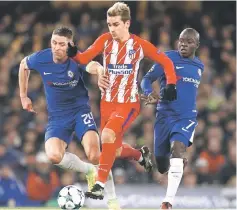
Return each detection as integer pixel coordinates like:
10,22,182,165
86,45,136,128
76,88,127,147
110,41,128,102
102,38,113,101
104,38,113,77
124,40,142,103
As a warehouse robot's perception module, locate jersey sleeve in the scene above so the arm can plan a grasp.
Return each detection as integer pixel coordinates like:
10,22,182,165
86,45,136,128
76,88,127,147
141,64,164,95
73,33,109,65
140,38,177,85
26,52,40,71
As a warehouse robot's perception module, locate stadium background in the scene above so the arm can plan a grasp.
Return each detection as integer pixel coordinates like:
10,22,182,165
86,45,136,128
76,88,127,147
0,1,236,209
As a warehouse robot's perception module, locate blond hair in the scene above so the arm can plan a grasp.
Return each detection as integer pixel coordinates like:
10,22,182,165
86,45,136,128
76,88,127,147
107,2,131,22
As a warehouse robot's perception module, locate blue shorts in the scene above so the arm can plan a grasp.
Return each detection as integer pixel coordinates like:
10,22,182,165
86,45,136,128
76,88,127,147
45,107,97,145
154,113,197,157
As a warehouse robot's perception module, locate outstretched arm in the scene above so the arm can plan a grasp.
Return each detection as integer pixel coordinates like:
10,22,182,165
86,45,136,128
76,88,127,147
67,33,109,65
85,61,104,75
141,39,176,85
141,39,177,101
79,61,108,93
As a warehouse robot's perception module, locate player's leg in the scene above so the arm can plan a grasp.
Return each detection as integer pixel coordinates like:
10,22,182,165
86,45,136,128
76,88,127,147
84,101,117,199
116,142,142,161
80,130,99,193
80,130,120,209
85,126,117,199
118,143,152,171
86,103,140,199
153,113,171,174
81,130,100,165
44,122,95,175
75,109,120,207
98,107,119,204
160,139,186,210
98,104,142,183
115,104,153,172
161,118,197,209
113,105,142,161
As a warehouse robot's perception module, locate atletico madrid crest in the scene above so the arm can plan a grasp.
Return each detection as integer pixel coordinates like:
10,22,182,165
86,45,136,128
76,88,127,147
128,50,136,59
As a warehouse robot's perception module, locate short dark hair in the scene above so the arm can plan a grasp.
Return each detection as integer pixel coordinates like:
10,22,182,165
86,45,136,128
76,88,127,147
53,26,73,39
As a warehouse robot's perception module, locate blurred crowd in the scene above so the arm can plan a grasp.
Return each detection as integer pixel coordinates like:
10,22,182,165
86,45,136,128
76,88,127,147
0,1,236,207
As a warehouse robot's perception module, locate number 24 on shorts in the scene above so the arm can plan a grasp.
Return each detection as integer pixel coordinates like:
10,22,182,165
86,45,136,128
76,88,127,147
81,112,94,126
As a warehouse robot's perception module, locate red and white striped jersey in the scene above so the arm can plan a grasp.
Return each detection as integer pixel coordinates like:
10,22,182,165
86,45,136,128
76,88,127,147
73,33,176,103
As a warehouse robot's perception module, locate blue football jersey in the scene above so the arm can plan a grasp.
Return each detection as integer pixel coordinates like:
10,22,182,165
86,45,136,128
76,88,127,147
26,48,89,116
141,50,204,118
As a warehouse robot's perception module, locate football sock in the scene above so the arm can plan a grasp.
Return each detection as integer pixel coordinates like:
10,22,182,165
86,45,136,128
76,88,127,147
57,152,117,198
96,143,117,185
105,170,117,200
120,143,143,162
163,158,184,205
55,152,93,174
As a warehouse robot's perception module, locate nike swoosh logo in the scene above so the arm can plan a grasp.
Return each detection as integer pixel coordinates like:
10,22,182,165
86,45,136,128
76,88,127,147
44,72,52,75
88,124,94,127
176,66,184,69
115,115,124,119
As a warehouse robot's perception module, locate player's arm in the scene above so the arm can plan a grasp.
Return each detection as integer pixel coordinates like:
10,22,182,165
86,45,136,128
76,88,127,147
141,39,177,101
140,64,163,105
79,61,104,75
78,62,108,93
141,39,176,85
19,58,30,98
67,34,108,65
141,64,163,95
18,55,37,113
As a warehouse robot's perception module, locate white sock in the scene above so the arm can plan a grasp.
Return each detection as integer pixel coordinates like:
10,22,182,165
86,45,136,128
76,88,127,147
95,181,105,188
105,170,117,200
138,155,143,162
55,152,94,174
163,158,184,205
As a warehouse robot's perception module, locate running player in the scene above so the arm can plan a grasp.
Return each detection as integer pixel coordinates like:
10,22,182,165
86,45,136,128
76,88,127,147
141,28,204,209
67,2,177,200
18,26,120,209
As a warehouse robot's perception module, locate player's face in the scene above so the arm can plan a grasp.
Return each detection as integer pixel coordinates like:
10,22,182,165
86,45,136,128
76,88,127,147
178,32,198,58
107,15,130,41
51,34,71,61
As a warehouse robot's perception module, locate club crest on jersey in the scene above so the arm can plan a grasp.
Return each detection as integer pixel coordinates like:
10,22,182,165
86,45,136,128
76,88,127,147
198,69,202,76
128,50,136,59
68,70,74,78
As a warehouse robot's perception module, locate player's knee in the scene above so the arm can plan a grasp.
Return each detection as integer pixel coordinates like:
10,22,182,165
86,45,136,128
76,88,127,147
170,141,186,159
87,152,99,165
47,151,64,164
101,128,116,144
45,138,66,164
82,131,100,164
156,156,170,174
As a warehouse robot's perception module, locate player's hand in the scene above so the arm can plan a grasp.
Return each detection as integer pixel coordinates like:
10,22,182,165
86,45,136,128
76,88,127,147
163,84,177,101
141,91,159,105
67,42,78,58
20,96,37,114
98,74,109,93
